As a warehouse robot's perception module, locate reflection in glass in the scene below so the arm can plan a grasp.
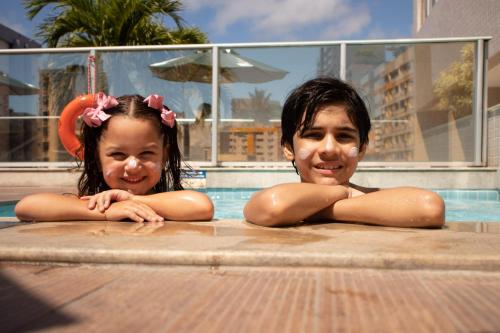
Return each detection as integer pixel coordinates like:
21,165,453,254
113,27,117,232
346,42,476,162
98,49,214,161
0,118,74,162
218,46,339,162
0,41,482,164
185,104,212,161
0,53,88,162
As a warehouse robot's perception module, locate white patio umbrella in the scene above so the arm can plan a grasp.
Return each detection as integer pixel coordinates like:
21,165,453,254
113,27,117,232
149,49,288,159
0,71,39,95
149,49,288,84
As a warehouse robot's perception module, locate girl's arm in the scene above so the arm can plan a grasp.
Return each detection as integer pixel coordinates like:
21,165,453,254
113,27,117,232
243,183,349,227
15,193,164,223
132,190,214,221
15,193,106,222
84,189,214,221
314,187,445,228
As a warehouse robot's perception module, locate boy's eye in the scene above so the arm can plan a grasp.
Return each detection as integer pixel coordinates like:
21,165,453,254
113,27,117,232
337,133,356,141
301,131,323,139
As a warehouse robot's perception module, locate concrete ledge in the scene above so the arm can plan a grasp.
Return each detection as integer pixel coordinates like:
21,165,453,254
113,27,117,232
1,220,500,271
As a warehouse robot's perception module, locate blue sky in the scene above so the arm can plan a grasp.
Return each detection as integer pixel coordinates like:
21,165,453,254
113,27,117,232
1,0,414,44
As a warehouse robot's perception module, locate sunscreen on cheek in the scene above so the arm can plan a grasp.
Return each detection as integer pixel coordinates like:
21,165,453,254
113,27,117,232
143,161,162,171
297,148,312,160
348,147,359,158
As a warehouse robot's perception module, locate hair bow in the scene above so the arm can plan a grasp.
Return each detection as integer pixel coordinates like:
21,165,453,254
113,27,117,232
144,94,176,128
82,92,118,127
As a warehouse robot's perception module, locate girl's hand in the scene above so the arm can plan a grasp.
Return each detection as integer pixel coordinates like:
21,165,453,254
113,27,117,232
81,189,134,212
104,200,164,224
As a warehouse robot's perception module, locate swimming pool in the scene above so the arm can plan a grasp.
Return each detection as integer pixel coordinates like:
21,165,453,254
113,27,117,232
1,189,499,222
205,188,500,221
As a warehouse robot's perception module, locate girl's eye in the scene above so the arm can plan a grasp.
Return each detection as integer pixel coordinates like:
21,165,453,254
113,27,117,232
110,152,127,160
140,151,156,157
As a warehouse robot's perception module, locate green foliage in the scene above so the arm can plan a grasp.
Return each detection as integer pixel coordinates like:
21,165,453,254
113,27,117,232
248,88,272,112
248,88,281,123
433,44,474,119
24,0,208,47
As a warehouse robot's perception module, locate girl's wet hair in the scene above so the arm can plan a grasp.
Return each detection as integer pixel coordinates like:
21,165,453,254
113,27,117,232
77,94,183,196
281,77,371,150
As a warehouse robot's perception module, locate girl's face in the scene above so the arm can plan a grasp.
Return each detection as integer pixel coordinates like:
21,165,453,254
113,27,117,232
98,116,166,195
284,104,365,186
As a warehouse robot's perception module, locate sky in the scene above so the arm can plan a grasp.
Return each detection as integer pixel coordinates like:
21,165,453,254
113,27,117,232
1,0,414,44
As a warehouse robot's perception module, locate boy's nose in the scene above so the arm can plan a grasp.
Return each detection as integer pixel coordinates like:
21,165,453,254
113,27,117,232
319,136,339,157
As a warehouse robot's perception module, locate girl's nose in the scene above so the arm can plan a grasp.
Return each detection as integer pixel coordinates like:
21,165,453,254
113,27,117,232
124,157,141,172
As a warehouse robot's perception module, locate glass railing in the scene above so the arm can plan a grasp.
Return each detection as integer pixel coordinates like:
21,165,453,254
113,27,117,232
0,37,489,167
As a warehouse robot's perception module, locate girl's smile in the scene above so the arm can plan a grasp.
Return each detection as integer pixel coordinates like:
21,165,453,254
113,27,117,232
98,116,166,195
284,104,365,186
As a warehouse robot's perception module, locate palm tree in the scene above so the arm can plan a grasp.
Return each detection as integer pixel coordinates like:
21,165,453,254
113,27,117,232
24,0,208,47
247,88,281,124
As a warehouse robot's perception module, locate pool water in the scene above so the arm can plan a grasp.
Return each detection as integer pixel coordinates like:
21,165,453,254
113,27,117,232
2,189,499,222
206,189,500,221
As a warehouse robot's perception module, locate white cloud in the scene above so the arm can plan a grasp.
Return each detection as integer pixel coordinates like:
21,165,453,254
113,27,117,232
319,6,371,40
185,0,372,40
365,26,408,40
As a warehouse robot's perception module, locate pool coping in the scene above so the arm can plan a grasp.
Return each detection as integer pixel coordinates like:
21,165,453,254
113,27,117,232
1,220,499,271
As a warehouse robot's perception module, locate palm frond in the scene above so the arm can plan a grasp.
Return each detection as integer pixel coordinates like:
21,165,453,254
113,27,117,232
24,0,208,46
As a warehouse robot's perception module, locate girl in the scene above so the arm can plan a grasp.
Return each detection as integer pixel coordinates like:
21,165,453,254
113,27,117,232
15,93,214,223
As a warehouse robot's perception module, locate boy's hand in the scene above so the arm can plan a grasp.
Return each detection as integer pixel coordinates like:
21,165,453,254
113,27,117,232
104,200,164,224
81,189,134,212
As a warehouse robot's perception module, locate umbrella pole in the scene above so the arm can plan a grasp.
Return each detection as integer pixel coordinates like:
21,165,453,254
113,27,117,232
182,83,190,158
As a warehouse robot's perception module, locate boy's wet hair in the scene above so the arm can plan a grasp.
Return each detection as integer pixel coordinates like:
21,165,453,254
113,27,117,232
78,94,183,196
281,77,371,150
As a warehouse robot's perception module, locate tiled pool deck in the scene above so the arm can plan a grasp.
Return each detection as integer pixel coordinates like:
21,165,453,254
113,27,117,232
1,186,500,332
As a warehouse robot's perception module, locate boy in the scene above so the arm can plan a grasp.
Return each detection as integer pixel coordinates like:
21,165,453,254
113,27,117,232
244,77,444,228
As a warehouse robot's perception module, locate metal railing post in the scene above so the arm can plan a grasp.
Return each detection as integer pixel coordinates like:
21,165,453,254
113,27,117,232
473,39,485,165
340,43,347,80
211,45,219,166
89,49,96,94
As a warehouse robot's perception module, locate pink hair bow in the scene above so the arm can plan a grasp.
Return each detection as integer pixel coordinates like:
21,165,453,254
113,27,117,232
144,94,176,128
82,92,118,127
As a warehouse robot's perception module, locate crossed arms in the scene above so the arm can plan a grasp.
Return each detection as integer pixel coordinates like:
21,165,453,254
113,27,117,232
243,183,445,228
15,190,214,223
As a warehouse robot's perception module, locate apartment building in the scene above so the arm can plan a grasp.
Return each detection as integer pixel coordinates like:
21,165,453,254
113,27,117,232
413,0,500,165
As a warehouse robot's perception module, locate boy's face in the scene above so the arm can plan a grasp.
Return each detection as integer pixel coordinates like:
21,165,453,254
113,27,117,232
283,104,365,186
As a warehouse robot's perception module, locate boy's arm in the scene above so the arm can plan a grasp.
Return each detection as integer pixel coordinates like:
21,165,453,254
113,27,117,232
15,193,106,222
244,183,349,227
313,187,445,228
133,190,214,221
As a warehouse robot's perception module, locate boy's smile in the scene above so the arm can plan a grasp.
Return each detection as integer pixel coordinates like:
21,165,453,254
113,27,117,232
284,104,365,186
98,116,166,195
